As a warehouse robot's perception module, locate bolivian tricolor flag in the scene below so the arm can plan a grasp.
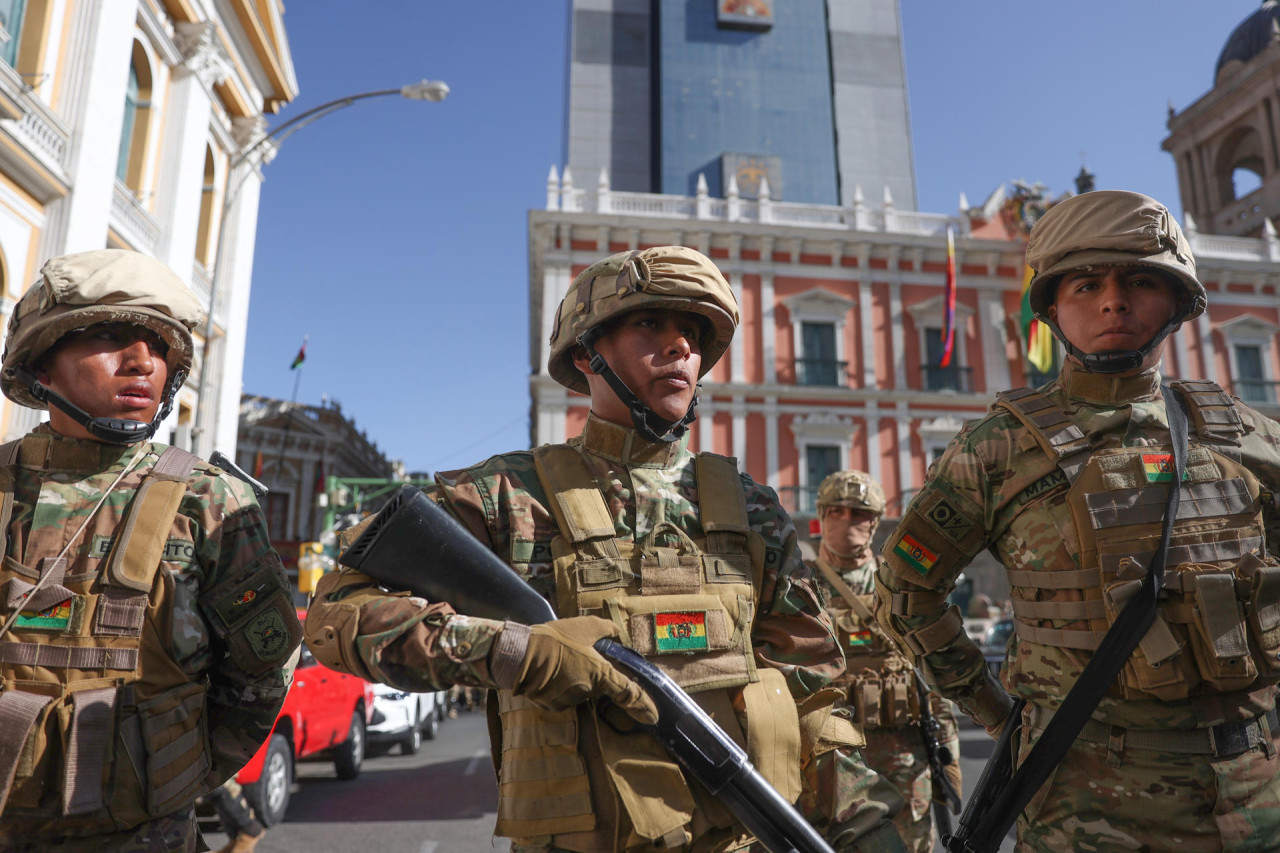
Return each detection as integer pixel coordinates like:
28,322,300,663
655,612,708,652
939,225,957,368
1020,264,1054,373
1142,453,1188,483
895,534,938,577
848,629,873,647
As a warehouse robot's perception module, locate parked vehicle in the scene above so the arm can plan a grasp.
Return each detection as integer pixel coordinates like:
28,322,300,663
237,613,375,826
367,684,449,755
980,617,1015,677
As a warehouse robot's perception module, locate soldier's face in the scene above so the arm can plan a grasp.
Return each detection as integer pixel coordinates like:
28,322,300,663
1048,266,1179,373
36,323,169,438
574,309,703,427
821,506,876,557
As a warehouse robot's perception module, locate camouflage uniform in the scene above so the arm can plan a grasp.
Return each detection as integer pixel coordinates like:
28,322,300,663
876,192,1280,851
308,246,903,852
0,251,300,852
809,471,958,853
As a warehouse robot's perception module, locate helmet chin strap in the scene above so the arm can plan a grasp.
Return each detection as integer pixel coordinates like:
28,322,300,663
578,329,697,444
1041,311,1183,376
15,366,184,445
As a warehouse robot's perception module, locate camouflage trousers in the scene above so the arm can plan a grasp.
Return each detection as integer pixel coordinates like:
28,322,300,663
0,807,202,852
1016,710,1280,852
511,744,906,853
861,723,955,853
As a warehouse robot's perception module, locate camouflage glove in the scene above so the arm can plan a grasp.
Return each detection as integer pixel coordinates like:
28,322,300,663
490,616,658,724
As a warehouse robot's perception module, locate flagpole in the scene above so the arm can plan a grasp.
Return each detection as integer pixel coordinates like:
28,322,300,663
273,336,307,493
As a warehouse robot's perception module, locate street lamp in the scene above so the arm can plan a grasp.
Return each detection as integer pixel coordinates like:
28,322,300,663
190,80,450,454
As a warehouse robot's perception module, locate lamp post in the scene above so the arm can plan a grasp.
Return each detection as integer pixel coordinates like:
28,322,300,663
190,79,449,455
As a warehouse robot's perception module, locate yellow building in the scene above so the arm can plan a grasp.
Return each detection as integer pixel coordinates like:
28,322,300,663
0,0,296,456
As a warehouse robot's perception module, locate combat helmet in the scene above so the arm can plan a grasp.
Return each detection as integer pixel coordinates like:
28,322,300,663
547,245,739,442
1,250,204,444
1025,190,1205,374
816,470,886,541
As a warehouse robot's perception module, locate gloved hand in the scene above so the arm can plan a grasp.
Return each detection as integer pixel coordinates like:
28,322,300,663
494,616,658,724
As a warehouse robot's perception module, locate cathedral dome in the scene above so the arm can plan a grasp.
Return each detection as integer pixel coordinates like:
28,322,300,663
1217,1,1280,83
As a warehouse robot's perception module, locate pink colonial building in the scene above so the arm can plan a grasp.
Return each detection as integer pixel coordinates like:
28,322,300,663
527,172,1280,530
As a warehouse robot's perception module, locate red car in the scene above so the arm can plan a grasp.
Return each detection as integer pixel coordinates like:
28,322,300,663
237,612,375,825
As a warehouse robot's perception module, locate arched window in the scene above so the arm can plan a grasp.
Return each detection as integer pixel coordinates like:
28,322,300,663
195,145,217,266
1215,125,1267,204
116,41,152,190
0,0,26,67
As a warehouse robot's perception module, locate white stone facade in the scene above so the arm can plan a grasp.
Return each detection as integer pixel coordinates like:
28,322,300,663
0,0,296,460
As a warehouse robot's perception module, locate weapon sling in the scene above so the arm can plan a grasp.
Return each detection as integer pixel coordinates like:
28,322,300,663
811,559,961,830
951,385,1190,853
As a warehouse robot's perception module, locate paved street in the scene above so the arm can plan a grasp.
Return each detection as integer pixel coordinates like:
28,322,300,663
201,711,510,853
201,703,1012,853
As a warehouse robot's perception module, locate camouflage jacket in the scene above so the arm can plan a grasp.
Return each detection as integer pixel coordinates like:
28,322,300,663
1,425,298,784
315,413,845,700
812,551,906,683
876,362,1280,731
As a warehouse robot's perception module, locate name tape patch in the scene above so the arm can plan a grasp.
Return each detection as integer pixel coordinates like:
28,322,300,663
1019,470,1068,503
90,535,196,565
654,611,708,652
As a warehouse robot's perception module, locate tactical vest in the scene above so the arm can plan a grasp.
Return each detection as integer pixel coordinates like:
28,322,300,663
0,436,209,836
491,445,803,852
813,558,920,729
995,380,1280,703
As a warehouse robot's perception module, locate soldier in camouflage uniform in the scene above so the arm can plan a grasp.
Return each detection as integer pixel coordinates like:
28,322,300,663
809,470,960,853
874,190,1280,851
306,246,905,852
0,250,301,852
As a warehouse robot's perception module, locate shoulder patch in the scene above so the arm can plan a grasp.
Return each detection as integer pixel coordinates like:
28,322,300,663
923,498,974,543
245,608,291,661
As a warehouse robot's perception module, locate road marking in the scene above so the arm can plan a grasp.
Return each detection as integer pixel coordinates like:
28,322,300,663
464,749,486,776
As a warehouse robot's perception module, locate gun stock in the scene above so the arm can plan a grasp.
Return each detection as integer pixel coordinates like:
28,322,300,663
339,486,834,853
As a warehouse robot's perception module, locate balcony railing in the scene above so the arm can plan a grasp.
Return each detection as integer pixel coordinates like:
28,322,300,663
795,358,848,387
1238,379,1280,405
777,486,819,517
921,365,973,393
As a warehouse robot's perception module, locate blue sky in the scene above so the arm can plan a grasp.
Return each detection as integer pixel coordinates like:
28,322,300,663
243,2,1261,474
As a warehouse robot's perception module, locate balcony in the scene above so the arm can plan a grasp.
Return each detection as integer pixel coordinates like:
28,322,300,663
922,365,973,393
777,486,819,517
795,358,848,387
1237,379,1280,406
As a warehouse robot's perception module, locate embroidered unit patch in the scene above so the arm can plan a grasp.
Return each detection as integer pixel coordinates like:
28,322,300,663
847,629,873,647
246,609,290,661
1142,453,1189,483
16,597,74,630
895,535,938,576
654,611,708,652
926,499,974,543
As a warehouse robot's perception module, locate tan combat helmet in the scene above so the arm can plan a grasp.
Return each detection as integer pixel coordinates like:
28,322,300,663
816,470,886,541
547,245,739,441
1025,190,1205,374
1,250,204,443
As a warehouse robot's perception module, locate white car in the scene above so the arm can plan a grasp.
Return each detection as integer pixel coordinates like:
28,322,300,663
366,683,447,755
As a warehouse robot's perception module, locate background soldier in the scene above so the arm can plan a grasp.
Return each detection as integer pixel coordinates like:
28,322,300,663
0,250,301,852
809,471,960,853
875,190,1280,850
307,246,905,852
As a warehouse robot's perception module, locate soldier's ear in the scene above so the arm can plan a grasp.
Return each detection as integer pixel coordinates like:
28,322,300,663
571,344,596,376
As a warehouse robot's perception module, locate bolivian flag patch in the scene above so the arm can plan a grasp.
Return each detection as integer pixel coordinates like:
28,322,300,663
655,611,708,652
848,629,873,647
16,598,73,630
895,535,938,576
1142,453,1188,483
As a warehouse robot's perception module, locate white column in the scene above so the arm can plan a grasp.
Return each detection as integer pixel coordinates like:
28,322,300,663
697,396,714,454
60,2,136,251
896,402,912,506
866,400,881,485
1197,312,1218,383
889,280,906,389
859,279,875,389
730,270,745,383
208,174,263,458
979,289,1011,391
1173,329,1191,380
765,397,780,490
541,261,569,378
762,271,777,384
731,396,746,468
156,23,227,271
